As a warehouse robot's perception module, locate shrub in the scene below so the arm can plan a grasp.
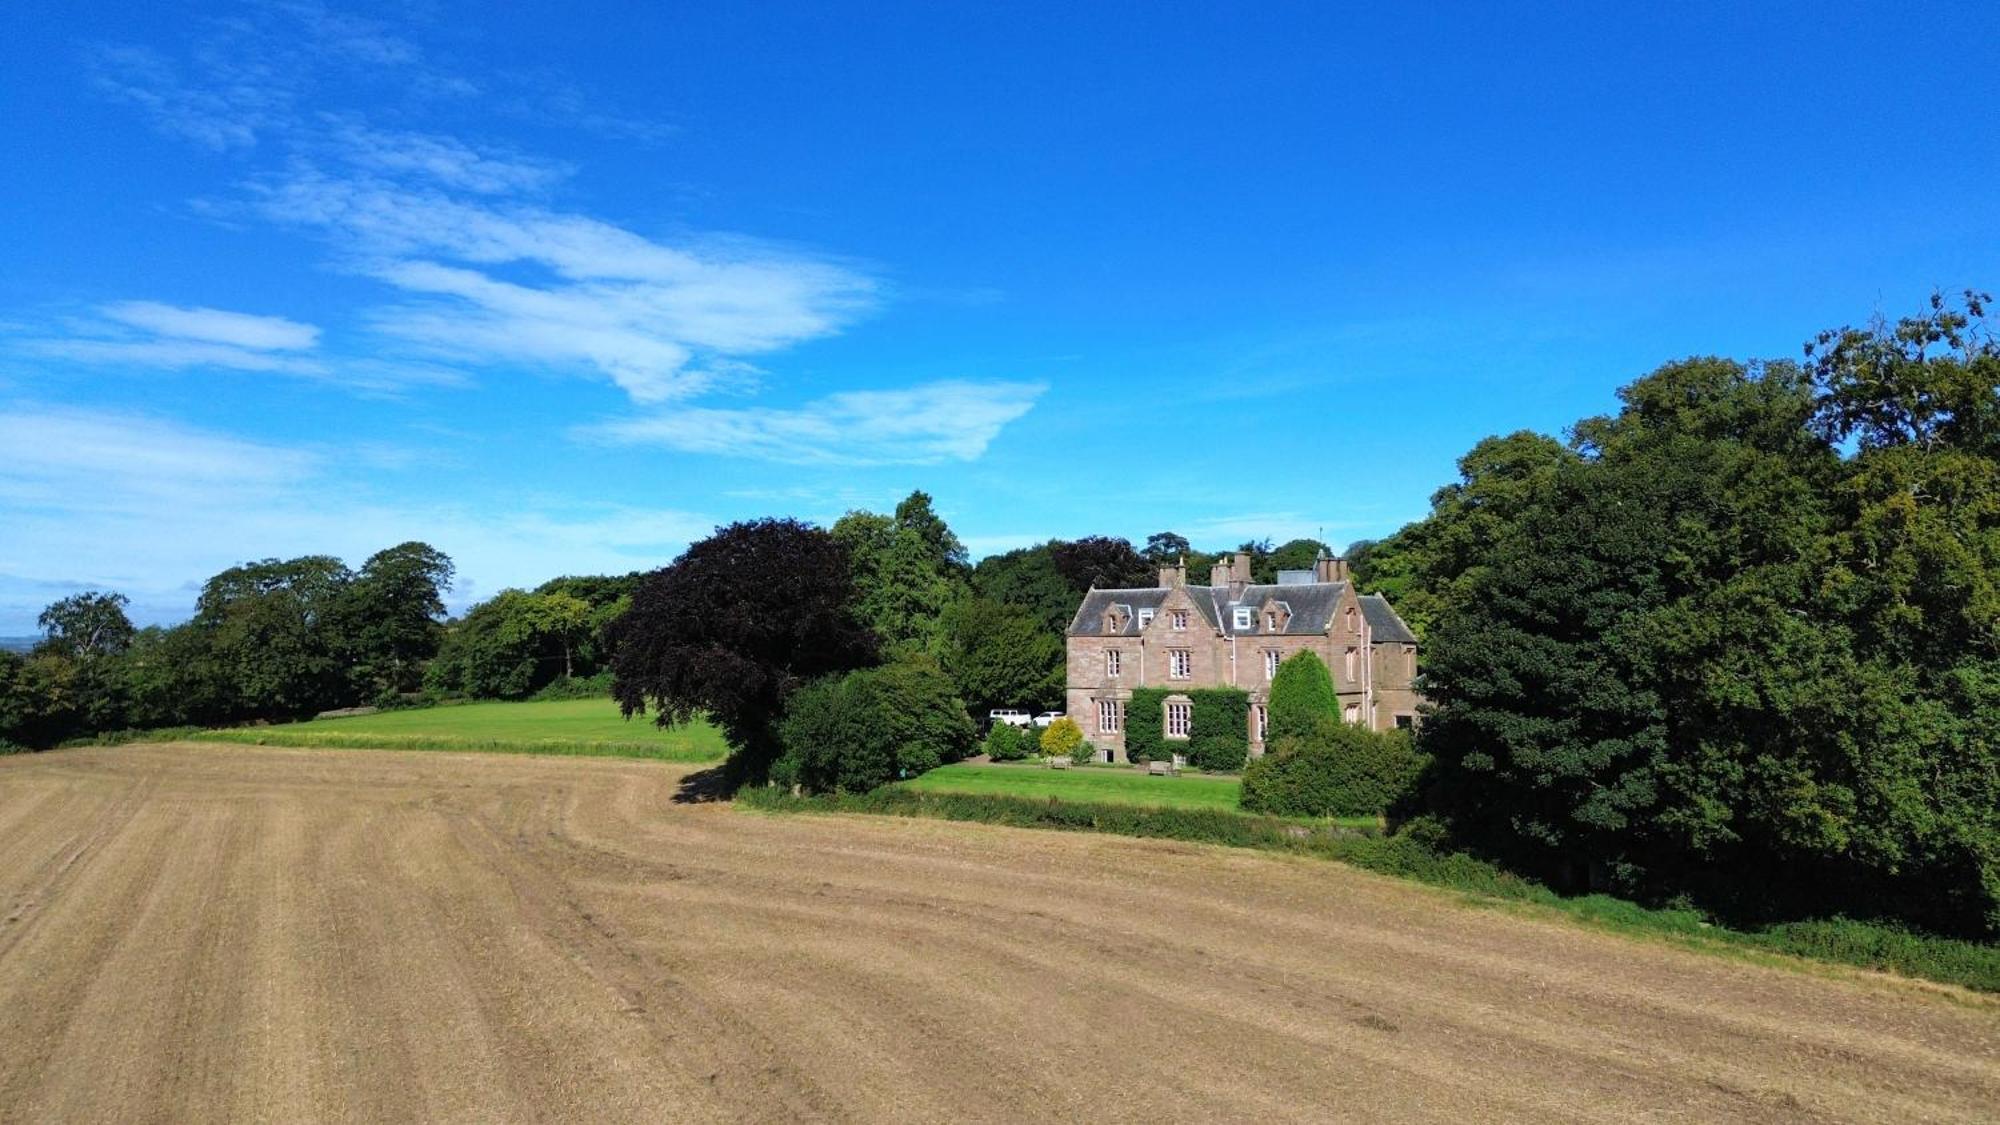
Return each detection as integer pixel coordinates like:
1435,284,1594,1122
1241,715,1425,818
1039,716,1083,760
1267,651,1339,741
983,722,1031,761
772,658,976,794
1187,734,1247,772
528,671,614,701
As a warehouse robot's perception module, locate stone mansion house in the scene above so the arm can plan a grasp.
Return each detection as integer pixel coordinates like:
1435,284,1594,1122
1065,552,1420,762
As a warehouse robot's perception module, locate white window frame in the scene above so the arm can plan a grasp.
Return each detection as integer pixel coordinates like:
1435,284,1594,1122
1233,607,1252,630
1165,700,1192,739
1168,649,1192,680
1345,646,1358,682
1264,649,1280,680
1171,609,1188,631
1255,703,1268,741
1105,649,1121,677
1136,608,1155,629
1098,698,1121,734
1344,703,1361,725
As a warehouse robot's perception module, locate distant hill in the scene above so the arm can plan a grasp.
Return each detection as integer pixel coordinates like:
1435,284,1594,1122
0,637,38,654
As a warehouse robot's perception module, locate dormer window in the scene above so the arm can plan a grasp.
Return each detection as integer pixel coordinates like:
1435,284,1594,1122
1137,608,1155,629
1232,607,1252,630
1264,611,1277,631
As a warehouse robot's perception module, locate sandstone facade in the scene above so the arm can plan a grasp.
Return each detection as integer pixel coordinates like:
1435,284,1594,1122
1065,552,1420,763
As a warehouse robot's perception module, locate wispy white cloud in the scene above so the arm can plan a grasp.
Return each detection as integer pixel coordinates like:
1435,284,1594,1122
20,301,327,376
103,301,319,350
0,404,713,627
9,300,472,396
254,172,877,402
324,118,571,195
583,379,1047,465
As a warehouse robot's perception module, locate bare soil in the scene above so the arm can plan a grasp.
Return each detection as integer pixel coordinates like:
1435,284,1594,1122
1,743,1996,1123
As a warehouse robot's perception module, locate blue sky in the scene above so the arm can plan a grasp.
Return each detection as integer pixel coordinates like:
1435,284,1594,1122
2,1,1995,631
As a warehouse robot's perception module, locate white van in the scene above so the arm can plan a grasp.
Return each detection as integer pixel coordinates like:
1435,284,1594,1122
988,709,1031,727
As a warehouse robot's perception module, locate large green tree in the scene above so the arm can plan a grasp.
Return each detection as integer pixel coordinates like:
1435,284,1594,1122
937,596,1064,716
1418,299,2000,934
338,542,454,694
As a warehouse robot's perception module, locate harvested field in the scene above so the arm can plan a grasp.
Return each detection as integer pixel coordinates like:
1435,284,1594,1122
1,744,1996,1123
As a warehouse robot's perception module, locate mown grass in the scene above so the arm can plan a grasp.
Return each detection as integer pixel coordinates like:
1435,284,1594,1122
905,762,1236,812
182,698,728,762
740,786,2000,995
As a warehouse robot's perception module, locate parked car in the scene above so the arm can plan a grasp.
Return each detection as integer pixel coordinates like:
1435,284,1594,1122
1032,711,1065,728
988,709,1031,728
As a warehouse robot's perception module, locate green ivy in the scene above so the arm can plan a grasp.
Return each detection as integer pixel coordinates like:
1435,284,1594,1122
1123,686,1248,764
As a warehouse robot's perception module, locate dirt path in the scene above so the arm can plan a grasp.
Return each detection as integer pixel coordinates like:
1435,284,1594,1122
0,744,1995,1122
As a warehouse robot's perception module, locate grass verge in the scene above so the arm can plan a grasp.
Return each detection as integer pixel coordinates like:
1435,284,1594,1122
739,786,2000,995
904,761,1278,815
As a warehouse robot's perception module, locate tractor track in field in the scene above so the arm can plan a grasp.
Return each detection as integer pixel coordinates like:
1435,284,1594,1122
0,742,1995,1122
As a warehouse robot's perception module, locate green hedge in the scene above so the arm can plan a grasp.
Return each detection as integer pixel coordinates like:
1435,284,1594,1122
1125,686,1249,764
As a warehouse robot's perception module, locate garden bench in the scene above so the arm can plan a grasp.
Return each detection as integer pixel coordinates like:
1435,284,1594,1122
1147,760,1176,777
1048,757,1071,770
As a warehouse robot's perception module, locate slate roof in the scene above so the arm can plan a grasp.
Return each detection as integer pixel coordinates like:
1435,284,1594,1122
1070,581,1383,638
1359,595,1419,643
1066,587,1171,637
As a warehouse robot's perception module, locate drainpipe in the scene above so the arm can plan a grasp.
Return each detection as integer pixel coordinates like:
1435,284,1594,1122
1362,611,1374,729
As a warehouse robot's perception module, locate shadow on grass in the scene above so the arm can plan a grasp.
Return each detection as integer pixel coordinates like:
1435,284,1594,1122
672,765,735,804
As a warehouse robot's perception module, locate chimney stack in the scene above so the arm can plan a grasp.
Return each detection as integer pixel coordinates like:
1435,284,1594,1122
1158,558,1187,588
1313,552,1350,584
1208,560,1231,588
1231,551,1252,595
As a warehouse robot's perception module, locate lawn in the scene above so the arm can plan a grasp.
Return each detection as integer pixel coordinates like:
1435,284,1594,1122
191,697,728,762
900,761,1249,812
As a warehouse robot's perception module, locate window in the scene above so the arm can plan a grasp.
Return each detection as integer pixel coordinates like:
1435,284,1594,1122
1254,704,1269,741
1345,607,1358,634
1344,703,1361,725
1097,699,1121,734
1105,649,1122,677
1136,608,1154,629
1265,611,1277,631
1165,700,1192,739
1169,649,1192,679
1344,646,1358,682
1233,607,1252,630
1264,649,1281,680
1171,610,1188,631
1394,714,1415,731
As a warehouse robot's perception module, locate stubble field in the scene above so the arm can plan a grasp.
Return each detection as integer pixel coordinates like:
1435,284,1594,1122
1,743,1996,1122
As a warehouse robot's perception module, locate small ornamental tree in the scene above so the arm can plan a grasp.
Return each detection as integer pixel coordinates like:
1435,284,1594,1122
1039,716,1084,760
1267,650,1338,742
983,721,1031,761
611,519,878,788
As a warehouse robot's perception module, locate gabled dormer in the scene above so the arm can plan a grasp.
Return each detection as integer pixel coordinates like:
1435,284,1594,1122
1258,597,1293,634
1102,602,1132,634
